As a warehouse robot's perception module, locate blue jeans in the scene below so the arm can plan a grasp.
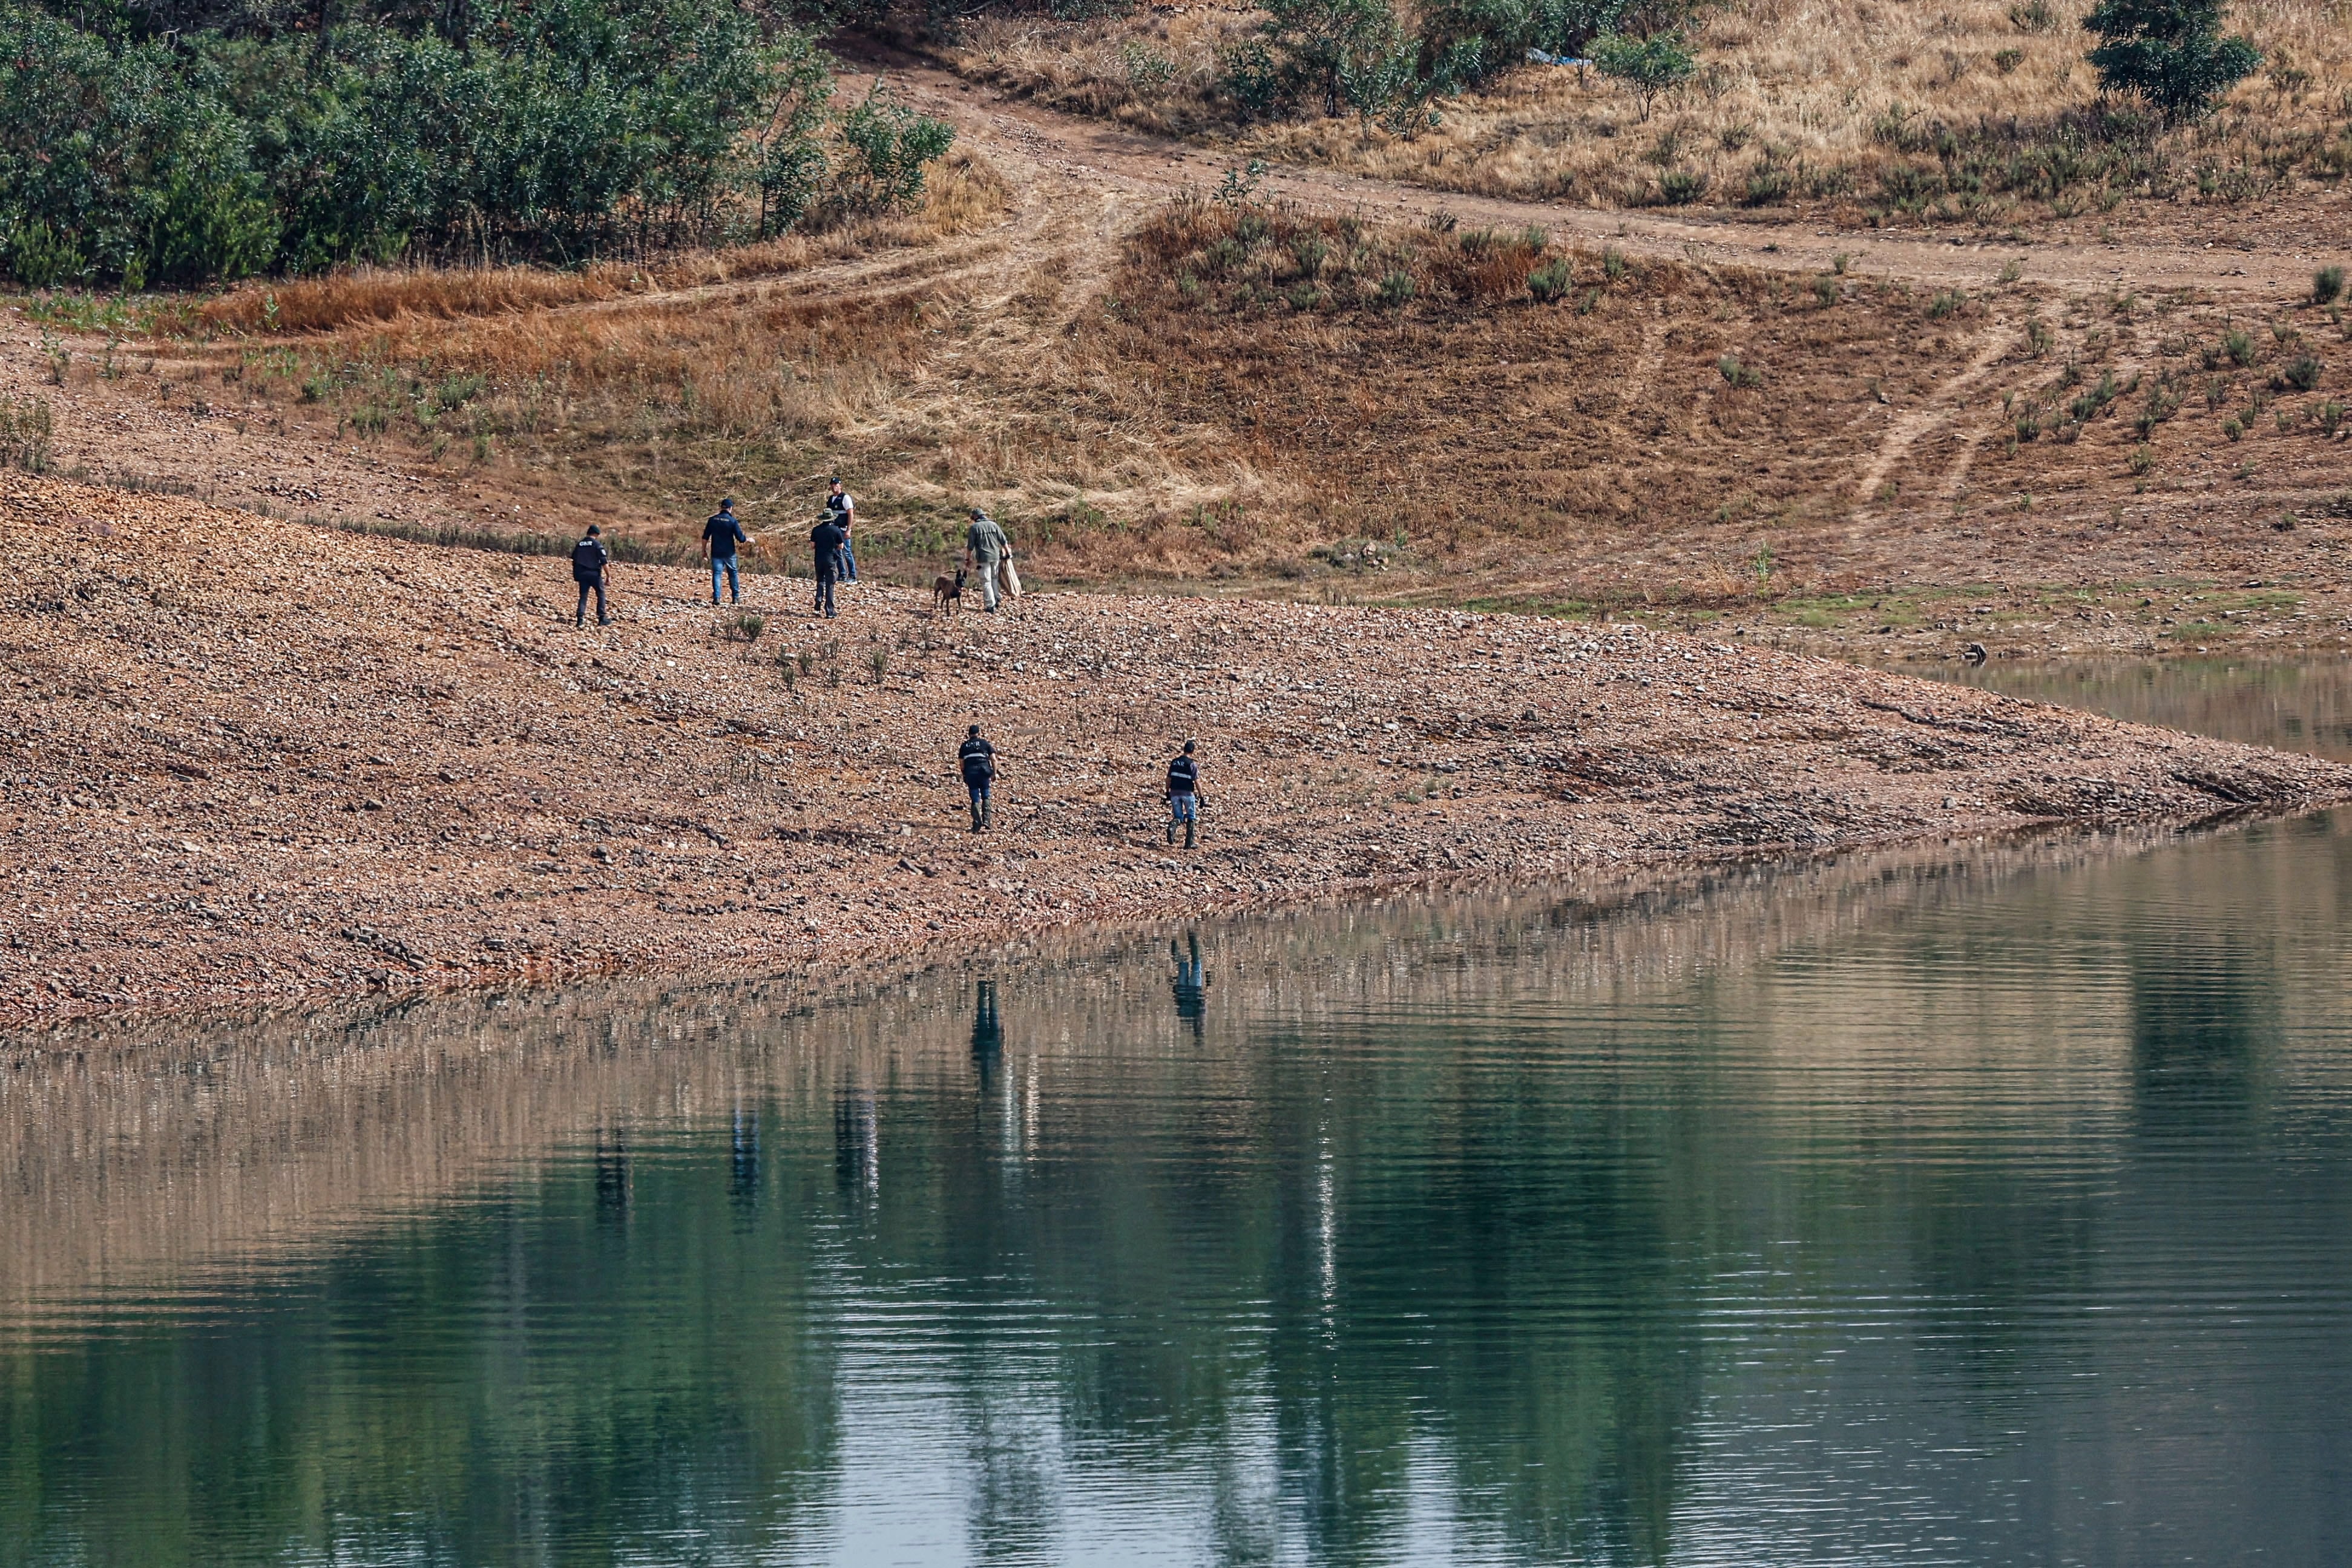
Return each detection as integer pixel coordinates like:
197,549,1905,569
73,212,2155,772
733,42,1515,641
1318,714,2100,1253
840,537,858,582
711,556,740,603
1169,792,1197,823
967,782,991,828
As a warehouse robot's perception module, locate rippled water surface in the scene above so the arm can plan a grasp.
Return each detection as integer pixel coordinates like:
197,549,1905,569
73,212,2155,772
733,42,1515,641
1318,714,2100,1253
6,804,2351,1566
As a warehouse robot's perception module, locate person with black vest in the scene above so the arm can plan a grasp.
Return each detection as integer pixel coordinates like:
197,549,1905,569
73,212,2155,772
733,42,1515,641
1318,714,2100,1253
571,524,612,627
958,725,996,832
1166,740,1200,848
824,477,857,584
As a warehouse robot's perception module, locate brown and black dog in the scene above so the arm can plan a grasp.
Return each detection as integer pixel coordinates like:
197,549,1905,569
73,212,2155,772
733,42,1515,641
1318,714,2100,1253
931,566,967,617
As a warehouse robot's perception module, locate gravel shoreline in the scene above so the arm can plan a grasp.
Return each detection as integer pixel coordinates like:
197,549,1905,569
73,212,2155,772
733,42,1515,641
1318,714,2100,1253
7,474,2348,1026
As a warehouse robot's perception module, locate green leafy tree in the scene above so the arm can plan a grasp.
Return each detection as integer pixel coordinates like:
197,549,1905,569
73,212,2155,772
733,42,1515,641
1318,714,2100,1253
1590,28,1695,119
2082,0,2260,119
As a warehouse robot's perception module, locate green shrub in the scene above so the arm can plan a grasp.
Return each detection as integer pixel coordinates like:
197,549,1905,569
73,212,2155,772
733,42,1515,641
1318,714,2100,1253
1376,269,1416,307
1717,353,1762,387
0,0,936,286
2281,353,2323,391
1591,31,1697,121
1658,169,1709,204
1527,258,1574,302
2316,266,2347,304
2083,0,2262,120
2222,327,2256,365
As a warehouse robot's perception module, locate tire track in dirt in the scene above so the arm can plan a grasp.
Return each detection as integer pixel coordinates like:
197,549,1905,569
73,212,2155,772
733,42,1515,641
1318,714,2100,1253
1852,324,2017,511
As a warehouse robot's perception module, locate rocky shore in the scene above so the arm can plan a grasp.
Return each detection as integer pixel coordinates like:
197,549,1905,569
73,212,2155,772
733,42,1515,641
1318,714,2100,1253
5,474,2348,1026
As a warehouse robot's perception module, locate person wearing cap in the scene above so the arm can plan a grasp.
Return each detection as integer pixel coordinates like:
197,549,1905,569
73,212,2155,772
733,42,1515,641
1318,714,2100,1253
703,497,751,607
958,724,996,831
1166,740,1201,848
571,523,612,626
824,477,857,584
963,507,1010,613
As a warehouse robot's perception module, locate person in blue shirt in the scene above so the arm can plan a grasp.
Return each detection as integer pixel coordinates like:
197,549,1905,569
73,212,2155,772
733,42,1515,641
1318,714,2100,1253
703,498,752,606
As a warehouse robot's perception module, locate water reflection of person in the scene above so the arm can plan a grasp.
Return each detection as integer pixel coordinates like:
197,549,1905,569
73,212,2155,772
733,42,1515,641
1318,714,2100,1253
1172,933,1206,1040
970,979,1004,1088
729,1099,760,1215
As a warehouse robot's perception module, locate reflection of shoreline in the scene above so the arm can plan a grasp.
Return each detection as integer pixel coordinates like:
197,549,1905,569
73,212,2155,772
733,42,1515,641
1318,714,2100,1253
0,810,2331,1320
1914,655,2352,763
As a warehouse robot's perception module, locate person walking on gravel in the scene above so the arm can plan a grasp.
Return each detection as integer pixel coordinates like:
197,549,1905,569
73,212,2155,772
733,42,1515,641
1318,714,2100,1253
571,523,612,627
959,724,996,832
809,511,847,618
1166,740,1201,848
964,508,1010,613
824,477,858,585
704,498,751,607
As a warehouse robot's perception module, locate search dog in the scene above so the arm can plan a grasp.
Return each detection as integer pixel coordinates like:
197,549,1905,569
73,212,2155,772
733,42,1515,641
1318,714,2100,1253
931,566,967,617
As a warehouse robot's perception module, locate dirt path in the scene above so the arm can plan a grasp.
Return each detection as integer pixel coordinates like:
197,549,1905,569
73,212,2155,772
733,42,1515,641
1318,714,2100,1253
862,53,2319,302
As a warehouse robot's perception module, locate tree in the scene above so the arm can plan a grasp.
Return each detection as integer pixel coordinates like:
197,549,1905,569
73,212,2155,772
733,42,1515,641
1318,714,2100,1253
1589,30,1694,120
2082,0,2260,120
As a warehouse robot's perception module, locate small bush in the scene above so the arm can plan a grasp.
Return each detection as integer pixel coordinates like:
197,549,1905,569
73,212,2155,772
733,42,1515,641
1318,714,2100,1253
2223,416,2245,440
2129,444,2155,475
795,648,818,674
0,394,54,471
1527,259,1574,303
1658,169,1709,205
2025,316,2054,356
2318,400,2346,435
2316,266,2347,305
2280,353,2324,391
2222,327,2256,366
1376,270,1416,307
1603,246,1628,283
867,648,890,682
1743,161,1793,205
1927,289,1966,320
1994,47,2026,73
2009,0,2058,29
1718,354,1763,387
2015,410,2042,442
729,612,766,641
1813,275,1839,307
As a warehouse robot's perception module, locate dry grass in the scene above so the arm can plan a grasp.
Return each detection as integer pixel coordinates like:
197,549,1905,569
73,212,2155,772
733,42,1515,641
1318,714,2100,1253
198,149,1015,336
946,0,2352,223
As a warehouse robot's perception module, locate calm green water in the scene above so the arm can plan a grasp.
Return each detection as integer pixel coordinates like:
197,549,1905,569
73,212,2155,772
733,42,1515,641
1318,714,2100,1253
5,805,2351,1566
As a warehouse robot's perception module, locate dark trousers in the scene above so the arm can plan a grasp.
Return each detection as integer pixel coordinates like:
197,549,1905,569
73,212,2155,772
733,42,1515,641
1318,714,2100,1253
814,573,838,617
574,579,606,624
967,782,991,829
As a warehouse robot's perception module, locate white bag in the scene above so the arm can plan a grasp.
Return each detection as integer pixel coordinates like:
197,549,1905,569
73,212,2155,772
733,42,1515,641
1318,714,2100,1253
999,556,1023,600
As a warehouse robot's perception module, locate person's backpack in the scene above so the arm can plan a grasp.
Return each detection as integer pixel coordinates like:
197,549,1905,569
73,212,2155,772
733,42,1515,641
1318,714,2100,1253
571,538,606,580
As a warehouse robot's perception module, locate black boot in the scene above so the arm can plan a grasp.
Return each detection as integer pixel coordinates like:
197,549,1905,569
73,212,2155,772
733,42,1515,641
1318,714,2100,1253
1184,821,1196,849
1166,820,1176,845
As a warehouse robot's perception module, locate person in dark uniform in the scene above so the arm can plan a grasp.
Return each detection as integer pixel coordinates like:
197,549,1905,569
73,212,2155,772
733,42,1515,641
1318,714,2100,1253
959,724,996,832
809,511,846,618
1166,739,1201,848
571,524,612,627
